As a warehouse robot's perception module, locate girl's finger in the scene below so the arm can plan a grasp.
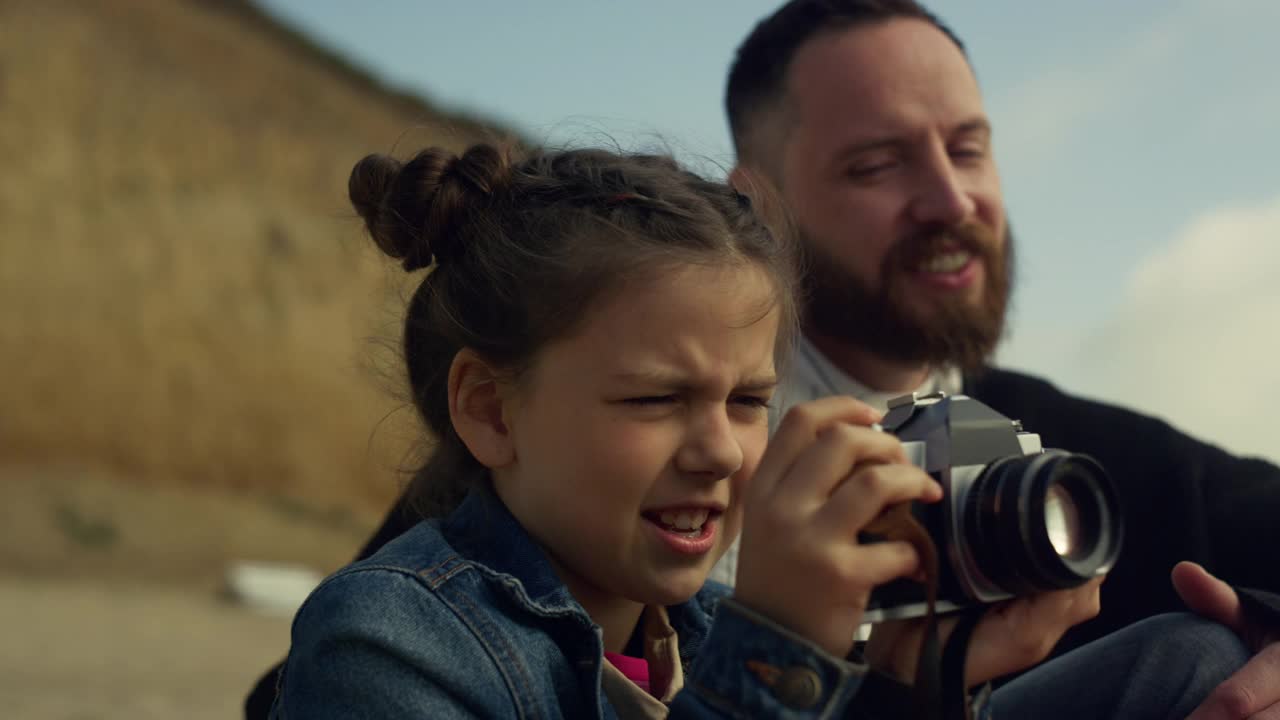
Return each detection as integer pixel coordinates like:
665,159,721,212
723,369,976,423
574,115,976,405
820,462,942,535
751,397,883,500
835,540,925,591
775,421,908,504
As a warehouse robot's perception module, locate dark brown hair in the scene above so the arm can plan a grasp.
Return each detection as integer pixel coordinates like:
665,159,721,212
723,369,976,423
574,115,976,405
350,143,799,517
726,0,966,159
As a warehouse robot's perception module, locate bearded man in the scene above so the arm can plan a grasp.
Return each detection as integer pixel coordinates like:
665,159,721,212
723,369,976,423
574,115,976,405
717,1,1280,716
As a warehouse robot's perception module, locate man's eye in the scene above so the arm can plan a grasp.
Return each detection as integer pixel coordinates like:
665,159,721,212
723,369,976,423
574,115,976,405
623,396,676,406
950,146,986,161
847,162,894,179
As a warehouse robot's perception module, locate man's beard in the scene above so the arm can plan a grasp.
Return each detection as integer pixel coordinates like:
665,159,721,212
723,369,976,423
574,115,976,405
801,222,1015,373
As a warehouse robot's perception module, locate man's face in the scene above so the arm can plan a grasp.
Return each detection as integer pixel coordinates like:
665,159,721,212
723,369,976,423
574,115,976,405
775,18,1011,370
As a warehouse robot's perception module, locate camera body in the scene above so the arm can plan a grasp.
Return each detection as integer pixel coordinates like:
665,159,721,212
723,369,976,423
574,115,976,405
861,391,1123,623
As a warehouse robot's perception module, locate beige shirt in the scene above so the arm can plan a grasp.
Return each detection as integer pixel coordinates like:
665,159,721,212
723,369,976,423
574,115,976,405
600,605,684,719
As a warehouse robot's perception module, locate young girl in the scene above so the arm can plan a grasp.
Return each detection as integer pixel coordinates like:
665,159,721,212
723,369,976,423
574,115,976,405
270,143,1248,718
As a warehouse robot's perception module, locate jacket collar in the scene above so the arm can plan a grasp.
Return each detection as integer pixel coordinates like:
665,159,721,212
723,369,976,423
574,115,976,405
440,486,725,655
441,486,582,615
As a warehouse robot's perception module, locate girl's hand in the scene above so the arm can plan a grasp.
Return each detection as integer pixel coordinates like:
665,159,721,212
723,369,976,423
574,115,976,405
733,396,943,658
865,576,1105,686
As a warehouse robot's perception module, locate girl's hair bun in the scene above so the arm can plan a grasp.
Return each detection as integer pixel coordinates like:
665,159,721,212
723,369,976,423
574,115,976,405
348,144,512,272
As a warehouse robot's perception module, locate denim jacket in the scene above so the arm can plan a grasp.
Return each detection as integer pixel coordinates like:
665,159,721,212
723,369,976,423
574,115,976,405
271,487,874,719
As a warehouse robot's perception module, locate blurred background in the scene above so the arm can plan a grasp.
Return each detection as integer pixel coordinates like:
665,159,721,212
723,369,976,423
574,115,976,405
1,0,1276,717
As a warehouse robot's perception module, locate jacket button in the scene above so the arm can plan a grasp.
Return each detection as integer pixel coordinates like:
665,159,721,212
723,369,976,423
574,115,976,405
774,666,823,709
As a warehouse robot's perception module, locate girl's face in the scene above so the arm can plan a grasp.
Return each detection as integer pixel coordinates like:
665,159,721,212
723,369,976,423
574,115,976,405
493,262,780,609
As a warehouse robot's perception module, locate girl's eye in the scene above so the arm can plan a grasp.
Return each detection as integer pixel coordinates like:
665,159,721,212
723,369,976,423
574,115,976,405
731,395,772,410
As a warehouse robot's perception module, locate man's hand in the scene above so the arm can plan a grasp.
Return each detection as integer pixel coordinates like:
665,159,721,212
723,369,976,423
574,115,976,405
865,576,1104,687
1176,562,1280,720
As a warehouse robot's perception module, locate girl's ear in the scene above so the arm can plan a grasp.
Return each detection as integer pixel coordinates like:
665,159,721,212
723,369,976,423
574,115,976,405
448,349,516,469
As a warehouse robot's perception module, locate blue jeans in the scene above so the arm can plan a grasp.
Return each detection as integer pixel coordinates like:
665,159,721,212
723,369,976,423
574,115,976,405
990,613,1249,719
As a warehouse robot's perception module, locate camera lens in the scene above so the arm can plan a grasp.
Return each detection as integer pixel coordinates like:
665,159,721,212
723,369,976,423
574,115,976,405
963,451,1122,595
1044,484,1081,557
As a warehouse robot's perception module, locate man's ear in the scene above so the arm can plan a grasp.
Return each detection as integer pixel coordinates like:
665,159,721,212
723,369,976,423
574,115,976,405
729,163,792,244
448,349,516,469
728,164,753,194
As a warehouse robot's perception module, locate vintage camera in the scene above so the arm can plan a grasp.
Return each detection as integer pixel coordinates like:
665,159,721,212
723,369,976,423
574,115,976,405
861,391,1124,622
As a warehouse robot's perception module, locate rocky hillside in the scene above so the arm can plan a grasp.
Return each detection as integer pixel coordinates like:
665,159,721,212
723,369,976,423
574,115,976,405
0,0,507,517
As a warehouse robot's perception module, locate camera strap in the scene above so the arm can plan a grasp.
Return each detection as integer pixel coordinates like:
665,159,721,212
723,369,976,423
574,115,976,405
940,609,984,720
859,504,978,720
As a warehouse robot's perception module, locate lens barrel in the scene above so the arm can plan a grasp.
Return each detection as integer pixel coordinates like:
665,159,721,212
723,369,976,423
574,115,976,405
963,451,1122,595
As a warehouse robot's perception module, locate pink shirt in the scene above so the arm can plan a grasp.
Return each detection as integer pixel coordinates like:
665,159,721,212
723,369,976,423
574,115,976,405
605,652,652,696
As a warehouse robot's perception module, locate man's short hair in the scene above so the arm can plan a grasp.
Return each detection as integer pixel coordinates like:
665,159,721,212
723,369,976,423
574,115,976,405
726,0,966,161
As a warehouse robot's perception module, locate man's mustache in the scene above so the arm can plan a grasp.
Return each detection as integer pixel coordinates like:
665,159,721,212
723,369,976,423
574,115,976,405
887,223,999,272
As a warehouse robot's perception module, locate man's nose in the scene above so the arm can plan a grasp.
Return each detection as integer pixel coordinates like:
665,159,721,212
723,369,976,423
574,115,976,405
909,146,977,226
675,408,744,480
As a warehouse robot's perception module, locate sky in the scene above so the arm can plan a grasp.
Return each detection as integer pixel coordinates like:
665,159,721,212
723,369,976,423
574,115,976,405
258,0,1280,462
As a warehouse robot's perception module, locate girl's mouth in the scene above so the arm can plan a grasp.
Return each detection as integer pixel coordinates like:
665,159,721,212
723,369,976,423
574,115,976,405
655,509,709,534
642,509,720,555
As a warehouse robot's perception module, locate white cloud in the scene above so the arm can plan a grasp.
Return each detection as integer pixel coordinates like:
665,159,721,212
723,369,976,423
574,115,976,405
993,22,1177,162
1070,194,1280,463
990,4,1184,166
990,0,1280,167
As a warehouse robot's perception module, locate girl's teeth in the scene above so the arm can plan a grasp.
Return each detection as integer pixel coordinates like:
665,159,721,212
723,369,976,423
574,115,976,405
658,510,709,531
921,251,971,273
